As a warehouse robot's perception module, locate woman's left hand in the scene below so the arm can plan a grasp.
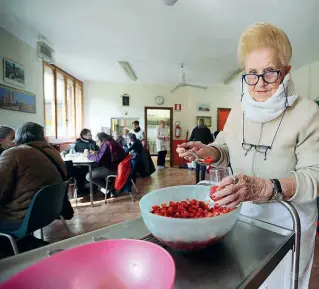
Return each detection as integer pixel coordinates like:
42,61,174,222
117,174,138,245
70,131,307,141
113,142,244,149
211,174,273,208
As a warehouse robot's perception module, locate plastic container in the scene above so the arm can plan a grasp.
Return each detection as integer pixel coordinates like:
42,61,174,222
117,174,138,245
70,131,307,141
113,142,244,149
140,185,241,251
0,239,175,289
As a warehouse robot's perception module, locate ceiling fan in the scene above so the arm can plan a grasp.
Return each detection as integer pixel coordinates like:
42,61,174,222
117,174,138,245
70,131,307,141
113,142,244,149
171,64,208,93
163,0,178,5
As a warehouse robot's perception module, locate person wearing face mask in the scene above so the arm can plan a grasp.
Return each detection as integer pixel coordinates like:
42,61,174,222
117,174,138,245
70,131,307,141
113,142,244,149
131,121,144,142
177,23,319,289
62,128,99,156
0,125,15,156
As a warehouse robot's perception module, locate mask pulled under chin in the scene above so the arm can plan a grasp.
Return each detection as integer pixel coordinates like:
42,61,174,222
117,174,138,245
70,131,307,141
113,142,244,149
242,73,298,123
134,127,141,133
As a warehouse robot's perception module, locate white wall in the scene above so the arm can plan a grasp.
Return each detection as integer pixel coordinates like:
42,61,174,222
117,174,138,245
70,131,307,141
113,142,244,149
292,61,319,100
84,81,239,140
84,61,319,139
0,27,43,129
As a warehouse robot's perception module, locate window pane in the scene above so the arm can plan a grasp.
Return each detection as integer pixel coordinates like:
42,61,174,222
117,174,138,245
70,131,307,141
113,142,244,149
56,73,66,139
66,78,75,138
44,66,55,137
75,82,83,136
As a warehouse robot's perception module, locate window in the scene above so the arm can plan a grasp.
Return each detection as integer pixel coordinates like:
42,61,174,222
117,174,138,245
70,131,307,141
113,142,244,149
43,63,83,139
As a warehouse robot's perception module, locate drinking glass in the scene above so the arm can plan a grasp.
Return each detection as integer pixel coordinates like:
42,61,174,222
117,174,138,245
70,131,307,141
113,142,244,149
208,167,232,186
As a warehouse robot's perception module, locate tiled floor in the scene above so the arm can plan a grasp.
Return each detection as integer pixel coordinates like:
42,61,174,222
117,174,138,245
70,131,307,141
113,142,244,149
40,168,318,288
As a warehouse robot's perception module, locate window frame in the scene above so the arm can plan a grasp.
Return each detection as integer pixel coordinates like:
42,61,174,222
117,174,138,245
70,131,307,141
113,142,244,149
43,62,83,140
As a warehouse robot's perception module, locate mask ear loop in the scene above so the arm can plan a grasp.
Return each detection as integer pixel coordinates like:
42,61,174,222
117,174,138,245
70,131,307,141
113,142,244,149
241,76,244,102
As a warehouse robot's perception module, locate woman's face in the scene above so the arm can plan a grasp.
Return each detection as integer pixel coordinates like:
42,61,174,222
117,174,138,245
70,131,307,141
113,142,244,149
0,130,15,149
160,121,165,128
244,48,291,102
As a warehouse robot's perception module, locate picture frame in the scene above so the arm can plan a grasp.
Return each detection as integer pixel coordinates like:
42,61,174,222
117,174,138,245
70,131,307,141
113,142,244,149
196,116,212,127
197,103,210,112
122,94,130,106
0,83,36,114
3,58,25,87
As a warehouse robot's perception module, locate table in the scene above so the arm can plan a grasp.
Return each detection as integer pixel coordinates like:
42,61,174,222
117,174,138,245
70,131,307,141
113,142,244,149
63,158,95,206
0,211,300,288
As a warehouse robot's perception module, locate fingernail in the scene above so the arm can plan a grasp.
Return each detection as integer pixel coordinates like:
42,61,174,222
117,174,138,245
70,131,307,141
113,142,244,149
211,195,217,200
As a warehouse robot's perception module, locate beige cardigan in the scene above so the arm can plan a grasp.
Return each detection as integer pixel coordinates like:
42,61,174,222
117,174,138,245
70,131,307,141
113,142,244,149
211,97,319,203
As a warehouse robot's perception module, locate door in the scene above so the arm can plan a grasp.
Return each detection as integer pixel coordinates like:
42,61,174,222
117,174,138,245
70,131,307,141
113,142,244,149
217,108,231,131
144,107,173,167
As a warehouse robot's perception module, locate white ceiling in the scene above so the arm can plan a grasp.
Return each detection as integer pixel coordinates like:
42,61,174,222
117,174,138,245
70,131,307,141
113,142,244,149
1,0,319,85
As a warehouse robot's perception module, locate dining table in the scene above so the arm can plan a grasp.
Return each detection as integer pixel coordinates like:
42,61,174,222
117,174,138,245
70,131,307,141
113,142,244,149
63,155,95,206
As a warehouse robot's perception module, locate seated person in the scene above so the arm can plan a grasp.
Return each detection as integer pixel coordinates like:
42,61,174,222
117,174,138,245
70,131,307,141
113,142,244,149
0,122,67,227
62,128,98,155
122,127,131,147
113,132,126,147
86,133,126,197
127,133,144,154
62,128,98,194
0,125,15,156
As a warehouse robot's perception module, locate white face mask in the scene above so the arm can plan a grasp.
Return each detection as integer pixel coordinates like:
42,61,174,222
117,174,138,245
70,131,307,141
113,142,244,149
242,73,298,123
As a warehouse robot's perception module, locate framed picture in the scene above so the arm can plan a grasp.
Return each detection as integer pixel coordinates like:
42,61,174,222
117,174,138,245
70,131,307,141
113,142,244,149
196,116,212,127
0,84,36,114
3,58,25,87
217,108,231,131
197,103,210,112
122,94,130,106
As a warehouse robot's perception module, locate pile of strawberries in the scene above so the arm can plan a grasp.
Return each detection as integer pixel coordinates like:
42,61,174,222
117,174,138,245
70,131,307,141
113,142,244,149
150,199,235,219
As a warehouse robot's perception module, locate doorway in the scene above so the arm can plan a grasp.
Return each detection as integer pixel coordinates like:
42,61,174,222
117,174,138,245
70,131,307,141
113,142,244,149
144,107,173,167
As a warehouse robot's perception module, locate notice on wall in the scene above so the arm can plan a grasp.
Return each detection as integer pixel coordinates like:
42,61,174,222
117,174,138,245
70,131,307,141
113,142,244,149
174,104,182,111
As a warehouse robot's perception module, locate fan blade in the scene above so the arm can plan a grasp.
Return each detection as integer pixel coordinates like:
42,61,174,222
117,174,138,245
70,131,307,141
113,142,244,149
170,84,182,93
163,0,178,6
186,84,208,90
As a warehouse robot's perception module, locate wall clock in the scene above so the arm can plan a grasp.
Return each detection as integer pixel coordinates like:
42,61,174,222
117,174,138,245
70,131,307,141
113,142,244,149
155,95,165,105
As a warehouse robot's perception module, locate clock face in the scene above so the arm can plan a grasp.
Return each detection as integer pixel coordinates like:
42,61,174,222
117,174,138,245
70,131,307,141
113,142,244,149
155,96,164,105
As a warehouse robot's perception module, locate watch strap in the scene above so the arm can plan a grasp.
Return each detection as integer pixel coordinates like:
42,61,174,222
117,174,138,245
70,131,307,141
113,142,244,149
270,179,283,200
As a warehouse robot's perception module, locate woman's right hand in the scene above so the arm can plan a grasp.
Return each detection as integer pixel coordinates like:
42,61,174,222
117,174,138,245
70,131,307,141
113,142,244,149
176,141,220,162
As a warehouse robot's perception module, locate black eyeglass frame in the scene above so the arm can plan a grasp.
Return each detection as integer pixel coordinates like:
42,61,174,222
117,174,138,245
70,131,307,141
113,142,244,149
242,70,282,86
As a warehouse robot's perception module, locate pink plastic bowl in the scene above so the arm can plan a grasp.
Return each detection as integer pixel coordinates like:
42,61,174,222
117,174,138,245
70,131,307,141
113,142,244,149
0,239,175,289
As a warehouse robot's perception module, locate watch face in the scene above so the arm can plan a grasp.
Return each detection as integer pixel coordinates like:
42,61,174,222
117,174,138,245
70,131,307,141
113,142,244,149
155,96,164,105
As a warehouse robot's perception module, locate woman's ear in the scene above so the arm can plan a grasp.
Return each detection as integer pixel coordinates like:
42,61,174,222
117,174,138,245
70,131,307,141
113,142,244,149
285,65,291,74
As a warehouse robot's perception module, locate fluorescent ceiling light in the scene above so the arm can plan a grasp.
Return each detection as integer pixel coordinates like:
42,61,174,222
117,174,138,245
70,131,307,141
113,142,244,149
119,61,138,81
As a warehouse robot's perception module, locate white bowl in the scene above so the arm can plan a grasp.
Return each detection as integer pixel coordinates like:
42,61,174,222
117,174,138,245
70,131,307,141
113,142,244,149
139,185,241,251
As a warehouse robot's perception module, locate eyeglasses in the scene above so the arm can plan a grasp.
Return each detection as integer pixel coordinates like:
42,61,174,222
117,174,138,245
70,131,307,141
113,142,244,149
242,143,271,160
242,70,281,86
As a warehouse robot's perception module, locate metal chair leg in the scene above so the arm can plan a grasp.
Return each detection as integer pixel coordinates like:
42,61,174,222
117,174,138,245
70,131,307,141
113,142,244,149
131,179,139,194
73,181,78,208
40,228,44,241
60,215,71,236
0,233,19,255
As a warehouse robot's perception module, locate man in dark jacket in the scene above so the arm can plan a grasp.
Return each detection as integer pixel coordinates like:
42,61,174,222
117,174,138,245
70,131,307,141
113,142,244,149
62,129,99,155
62,129,99,194
189,119,214,183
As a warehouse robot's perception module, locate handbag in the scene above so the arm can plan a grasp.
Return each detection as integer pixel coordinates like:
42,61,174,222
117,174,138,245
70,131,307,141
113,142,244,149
27,144,74,220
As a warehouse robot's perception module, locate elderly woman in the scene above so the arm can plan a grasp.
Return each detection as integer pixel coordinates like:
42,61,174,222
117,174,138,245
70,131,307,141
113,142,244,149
0,122,71,226
0,125,15,156
177,23,319,288
156,120,169,169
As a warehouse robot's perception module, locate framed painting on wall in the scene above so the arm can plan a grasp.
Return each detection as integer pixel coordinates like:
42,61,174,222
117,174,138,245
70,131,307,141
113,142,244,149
3,58,25,87
217,108,231,131
122,94,130,106
196,116,212,127
0,84,36,114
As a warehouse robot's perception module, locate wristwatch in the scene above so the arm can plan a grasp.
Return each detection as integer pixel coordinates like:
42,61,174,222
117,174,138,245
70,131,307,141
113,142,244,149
270,179,283,201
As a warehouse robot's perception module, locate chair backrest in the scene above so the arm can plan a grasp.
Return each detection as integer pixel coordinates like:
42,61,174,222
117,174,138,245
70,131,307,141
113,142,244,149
21,181,69,235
